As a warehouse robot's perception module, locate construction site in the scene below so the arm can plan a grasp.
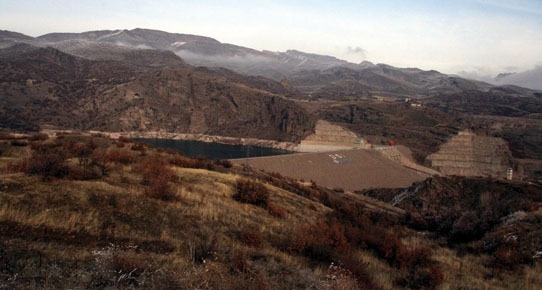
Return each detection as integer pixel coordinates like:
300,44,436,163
235,121,514,191
233,120,439,191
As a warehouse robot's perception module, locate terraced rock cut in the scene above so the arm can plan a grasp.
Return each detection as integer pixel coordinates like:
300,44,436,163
427,131,513,178
297,120,369,152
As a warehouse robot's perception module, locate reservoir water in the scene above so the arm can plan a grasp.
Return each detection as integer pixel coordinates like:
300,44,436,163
137,139,292,160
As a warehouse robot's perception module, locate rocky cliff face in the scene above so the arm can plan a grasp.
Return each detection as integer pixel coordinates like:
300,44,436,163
427,131,513,178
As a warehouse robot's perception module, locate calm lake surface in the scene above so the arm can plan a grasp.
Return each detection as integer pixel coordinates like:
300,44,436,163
137,139,292,160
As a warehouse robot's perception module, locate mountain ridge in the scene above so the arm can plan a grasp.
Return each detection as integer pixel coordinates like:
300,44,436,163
3,28,528,98
0,44,314,141
2,28,540,92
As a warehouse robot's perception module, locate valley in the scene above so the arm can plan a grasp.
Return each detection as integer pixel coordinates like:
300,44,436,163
0,27,542,289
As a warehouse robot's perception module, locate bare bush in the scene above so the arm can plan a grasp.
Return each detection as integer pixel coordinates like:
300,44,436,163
240,226,263,248
267,203,286,218
233,178,270,208
26,145,68,179
27,133,49,141
135,154,179,201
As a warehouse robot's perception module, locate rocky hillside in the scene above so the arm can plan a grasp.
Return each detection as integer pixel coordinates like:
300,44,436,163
362,175,542,281
288,64,493,99
0,44,314,142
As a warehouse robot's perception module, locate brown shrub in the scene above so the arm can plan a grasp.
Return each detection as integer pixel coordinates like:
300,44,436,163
394,247,444,290
267,203,286,218
130,142,148,155
169,155,191,167
336,255,380,290
135,154,179,201
26,146,68,179
5,158,29,173
10,140,29,147
215,159,233,168
490,242,531,272
396,263,444,290
118,136,131,143
145,174,177,201
233,178,270,208
289,221,350,261
68,142,93,168
117,150,135,164
230,248,249,273
90,148,111,176
27,133,49,141
169,155,215,170
190,234,218,264
67,165,100,180
240,226,263,248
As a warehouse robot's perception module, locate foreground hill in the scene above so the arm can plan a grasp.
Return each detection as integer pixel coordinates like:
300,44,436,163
0,44,314,141
1,133,541,289
363,176,542,275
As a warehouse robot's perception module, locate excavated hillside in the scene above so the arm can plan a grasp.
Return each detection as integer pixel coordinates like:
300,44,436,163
297,120,367,152
427,131,513,178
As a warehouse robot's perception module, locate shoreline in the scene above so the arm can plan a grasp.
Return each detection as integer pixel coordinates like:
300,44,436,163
41,129,301,151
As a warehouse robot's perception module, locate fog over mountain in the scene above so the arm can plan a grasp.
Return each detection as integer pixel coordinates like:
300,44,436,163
2,28,540,100
493,66,542,90
458,66,542,91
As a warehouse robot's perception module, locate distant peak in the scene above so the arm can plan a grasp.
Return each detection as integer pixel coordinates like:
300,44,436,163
495,72,516,81
359,60,375,67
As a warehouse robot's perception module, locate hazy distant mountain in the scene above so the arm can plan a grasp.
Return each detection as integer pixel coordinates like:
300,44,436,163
288,64,495,99
1,28,539,100
494,67,542,90
0,30,38,48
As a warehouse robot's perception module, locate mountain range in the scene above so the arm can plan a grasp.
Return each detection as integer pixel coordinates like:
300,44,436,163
4,28,539,99
1,28,541,160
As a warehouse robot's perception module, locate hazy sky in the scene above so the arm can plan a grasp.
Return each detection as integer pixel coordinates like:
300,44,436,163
2,0,542,77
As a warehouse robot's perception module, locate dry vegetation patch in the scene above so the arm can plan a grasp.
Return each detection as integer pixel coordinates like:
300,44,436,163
0,134,541,289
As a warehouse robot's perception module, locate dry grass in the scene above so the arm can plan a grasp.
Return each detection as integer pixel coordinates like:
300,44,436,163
1,135,541,290
0,141,337,289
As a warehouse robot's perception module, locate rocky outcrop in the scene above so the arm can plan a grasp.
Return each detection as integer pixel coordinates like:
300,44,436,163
427,131,512,178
